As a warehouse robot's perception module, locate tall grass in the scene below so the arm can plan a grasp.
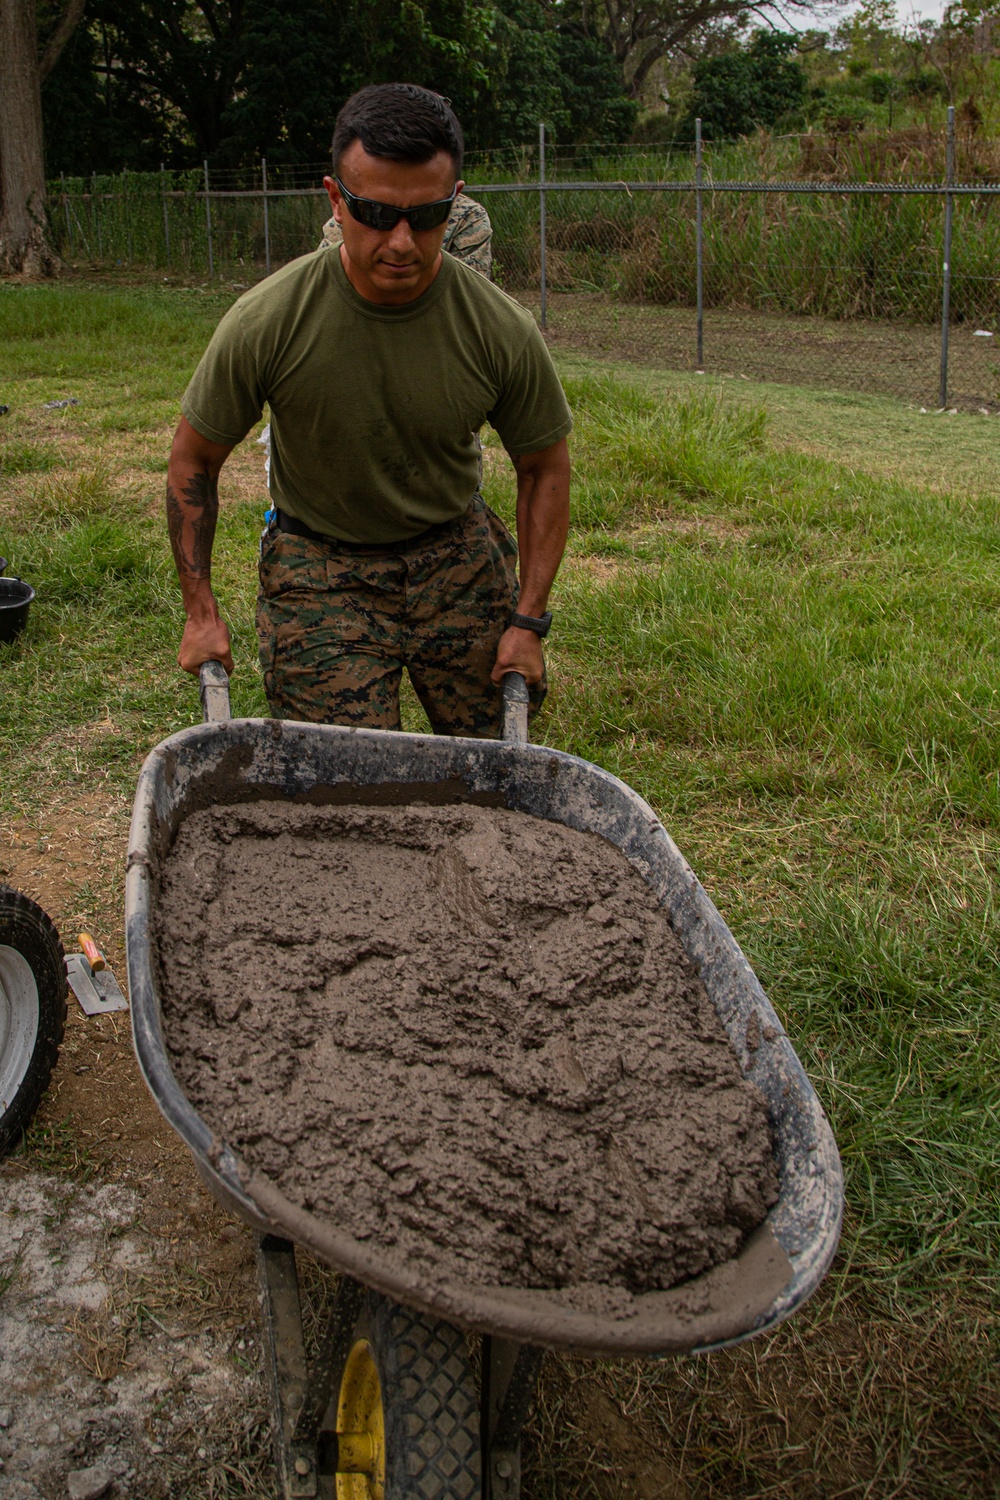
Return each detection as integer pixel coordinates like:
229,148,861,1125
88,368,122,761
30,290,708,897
487,182,1000,324
49,167,330,279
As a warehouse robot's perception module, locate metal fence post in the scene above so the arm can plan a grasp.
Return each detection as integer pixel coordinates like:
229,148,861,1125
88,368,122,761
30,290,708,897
68,189,91,260
939,105,955,409
60,172,73,253
92,173,102,260
123,170,132,263
538,122,547,331
262,156,271,276
161,162,171,266
695,118,704,370
204,158,214,279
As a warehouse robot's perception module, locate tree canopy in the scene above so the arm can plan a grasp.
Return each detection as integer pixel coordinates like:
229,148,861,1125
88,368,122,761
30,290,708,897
29,0,1000,181
40,0,638,171
685,31,809,140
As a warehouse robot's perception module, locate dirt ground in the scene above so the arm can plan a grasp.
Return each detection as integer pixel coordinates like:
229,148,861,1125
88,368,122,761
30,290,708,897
0,793,275,1500
511,291,1000,413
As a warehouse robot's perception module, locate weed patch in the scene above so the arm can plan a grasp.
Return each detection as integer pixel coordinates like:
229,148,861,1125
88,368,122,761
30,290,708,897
0,440,63,477
20,1118,98,1185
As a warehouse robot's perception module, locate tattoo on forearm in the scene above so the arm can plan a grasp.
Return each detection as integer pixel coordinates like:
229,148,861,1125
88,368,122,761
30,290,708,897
166,470,219,578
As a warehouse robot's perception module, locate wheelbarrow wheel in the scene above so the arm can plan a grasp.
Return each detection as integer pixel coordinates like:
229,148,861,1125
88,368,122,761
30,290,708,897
0,886,67,1158
335,1290,481,1500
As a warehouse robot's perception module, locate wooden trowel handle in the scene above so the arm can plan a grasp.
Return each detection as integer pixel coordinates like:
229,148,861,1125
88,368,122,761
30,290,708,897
78,932,106,971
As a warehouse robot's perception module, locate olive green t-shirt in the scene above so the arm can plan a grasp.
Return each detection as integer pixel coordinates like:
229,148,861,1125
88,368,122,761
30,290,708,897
182,248,573,544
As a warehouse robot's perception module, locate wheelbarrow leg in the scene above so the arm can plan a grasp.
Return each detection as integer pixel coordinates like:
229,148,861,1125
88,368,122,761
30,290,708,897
259,1236,482,1497
256,1234,363,1499
480,1336,543,1500
257,1234,325,1498
257,1234,315,1497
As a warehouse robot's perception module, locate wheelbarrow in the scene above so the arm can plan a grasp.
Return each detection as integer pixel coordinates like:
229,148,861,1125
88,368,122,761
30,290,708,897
125,663,843,1499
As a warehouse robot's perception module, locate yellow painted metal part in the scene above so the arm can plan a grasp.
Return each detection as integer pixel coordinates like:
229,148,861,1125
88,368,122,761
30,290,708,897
335,1337,386,1500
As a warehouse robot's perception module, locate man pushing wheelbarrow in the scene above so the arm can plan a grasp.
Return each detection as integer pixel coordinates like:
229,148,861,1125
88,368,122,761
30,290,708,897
166,82,572,737
145,80,842,1500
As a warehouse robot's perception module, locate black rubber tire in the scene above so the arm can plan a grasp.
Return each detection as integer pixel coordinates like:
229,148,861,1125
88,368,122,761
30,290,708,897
0,885,67,1158
352,1291,482,1500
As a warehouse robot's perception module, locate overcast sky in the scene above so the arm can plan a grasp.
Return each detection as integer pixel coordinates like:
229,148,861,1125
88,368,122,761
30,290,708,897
896,0,951,21
764,0,952,32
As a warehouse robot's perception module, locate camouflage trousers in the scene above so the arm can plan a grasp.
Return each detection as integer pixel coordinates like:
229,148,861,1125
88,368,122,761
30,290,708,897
256,494,545,737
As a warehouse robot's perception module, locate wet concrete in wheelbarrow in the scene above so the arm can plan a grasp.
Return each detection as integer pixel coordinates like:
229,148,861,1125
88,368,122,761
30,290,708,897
157,802,778,1318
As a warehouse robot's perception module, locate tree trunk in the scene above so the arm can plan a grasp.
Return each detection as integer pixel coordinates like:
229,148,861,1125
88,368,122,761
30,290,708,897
0,0,59,275
629,40,670,98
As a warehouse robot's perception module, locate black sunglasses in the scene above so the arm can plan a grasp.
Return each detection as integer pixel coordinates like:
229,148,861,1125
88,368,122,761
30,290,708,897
335,177,457,233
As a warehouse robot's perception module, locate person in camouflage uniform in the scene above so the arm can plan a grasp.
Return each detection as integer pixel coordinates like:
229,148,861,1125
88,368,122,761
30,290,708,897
319,191,492,277
269,178,506,732
167,85,571,740
258,494,521,733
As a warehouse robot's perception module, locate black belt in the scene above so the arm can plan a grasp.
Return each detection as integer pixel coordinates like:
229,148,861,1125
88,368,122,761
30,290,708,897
275,504,472,553
275,508,352,545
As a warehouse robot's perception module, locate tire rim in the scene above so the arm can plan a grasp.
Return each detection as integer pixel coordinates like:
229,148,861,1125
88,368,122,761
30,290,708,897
0,945,40,1115
335,1337,386,1500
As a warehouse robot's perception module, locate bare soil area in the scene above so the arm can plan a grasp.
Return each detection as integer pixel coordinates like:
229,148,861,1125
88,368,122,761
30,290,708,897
517,291,1000,412
0,796,274,1500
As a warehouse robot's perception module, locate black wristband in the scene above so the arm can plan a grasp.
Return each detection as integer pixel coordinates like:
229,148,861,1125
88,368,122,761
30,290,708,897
510,610,552,638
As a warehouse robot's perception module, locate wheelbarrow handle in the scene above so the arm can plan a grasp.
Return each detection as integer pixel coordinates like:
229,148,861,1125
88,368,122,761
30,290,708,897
199,659,232,724
200,660,522,736
501,671,530,746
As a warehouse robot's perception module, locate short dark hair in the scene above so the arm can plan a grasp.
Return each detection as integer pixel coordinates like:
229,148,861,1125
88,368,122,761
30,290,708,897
332,84,464,177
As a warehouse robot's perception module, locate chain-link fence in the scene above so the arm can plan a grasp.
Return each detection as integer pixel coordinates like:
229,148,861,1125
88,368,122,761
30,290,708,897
53,162,334,279
50,113,1000,410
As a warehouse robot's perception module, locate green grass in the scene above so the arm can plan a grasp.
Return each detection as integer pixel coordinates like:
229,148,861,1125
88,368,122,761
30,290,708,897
554,354,1000,495
19,1118,98,1184
1,283,998,1496
0,439,63,476
0,280,233,383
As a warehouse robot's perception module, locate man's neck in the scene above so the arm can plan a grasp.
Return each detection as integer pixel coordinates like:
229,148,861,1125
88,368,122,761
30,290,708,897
338,244,444,306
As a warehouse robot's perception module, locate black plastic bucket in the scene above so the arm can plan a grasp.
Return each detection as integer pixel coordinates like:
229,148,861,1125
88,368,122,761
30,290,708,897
0,577,35,643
